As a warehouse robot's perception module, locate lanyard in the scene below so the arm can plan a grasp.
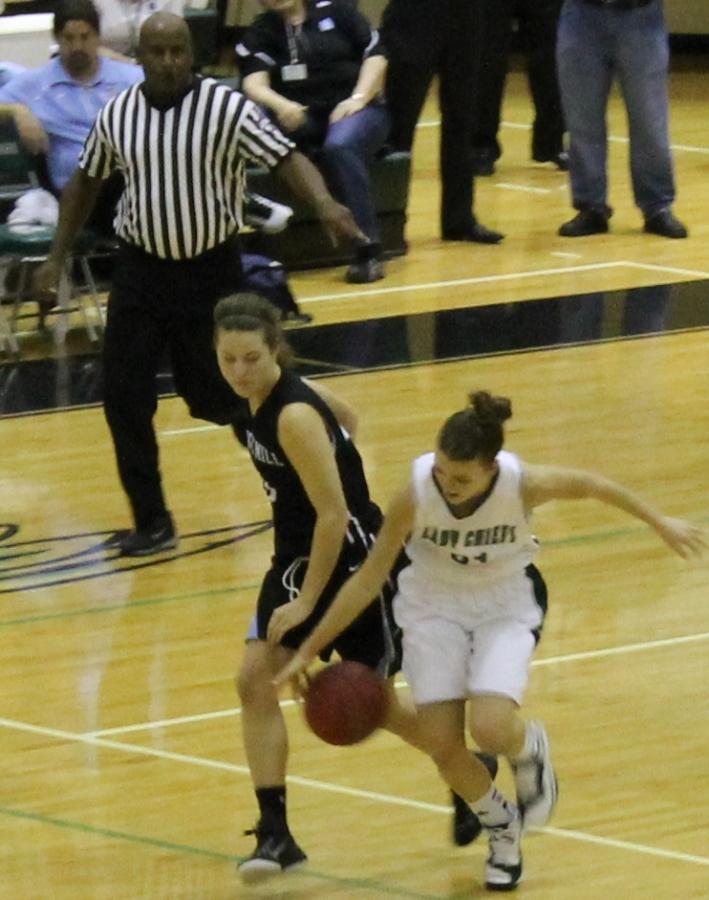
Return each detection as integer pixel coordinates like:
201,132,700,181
285,21,304,65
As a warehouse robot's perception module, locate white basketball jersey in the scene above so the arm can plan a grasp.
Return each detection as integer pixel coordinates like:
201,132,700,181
398,450,539,598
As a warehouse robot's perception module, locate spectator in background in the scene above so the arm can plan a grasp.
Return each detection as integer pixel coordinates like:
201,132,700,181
472,0,566,177
94,0,188,61
237,0,390,284
380,0,503,245
0,0,141,199
557,0,687,239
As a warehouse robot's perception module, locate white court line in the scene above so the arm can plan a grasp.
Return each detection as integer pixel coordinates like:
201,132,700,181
550,251,583,260
624,261,709,279
495,183,552,195
533,630,709,668
161,424,219,436
1,714,707,868
297,261,627,305
539,826,709,867
418,118,709,156
296,259,708,307
86,629,709,739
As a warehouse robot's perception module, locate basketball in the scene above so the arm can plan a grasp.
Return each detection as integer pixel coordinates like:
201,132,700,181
303,661,389,746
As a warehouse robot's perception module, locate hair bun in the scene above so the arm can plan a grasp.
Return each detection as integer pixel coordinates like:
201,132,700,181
468,390,512,424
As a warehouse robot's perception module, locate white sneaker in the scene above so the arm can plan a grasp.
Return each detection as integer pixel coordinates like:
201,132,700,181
485,810,522,891
243,192,293,234
512,721,558,829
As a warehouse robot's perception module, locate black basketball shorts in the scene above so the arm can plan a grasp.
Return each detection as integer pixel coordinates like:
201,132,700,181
248,548,408,678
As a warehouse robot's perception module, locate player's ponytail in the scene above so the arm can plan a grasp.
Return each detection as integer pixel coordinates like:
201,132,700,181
213,292,292,365
438,390,511,462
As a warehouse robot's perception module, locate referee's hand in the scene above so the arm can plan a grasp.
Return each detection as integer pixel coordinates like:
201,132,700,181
318,196,366,247
32,259,63,312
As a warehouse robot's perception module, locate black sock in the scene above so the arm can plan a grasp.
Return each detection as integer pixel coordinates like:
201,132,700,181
256,786,288,835
452,792,471,818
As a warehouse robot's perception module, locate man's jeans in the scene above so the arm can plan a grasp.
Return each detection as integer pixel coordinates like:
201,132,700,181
557,0,675,217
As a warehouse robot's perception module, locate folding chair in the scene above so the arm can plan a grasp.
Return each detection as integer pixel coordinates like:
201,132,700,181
0,119,106,348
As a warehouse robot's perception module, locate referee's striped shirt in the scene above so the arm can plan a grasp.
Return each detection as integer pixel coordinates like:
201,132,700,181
79,77,295,260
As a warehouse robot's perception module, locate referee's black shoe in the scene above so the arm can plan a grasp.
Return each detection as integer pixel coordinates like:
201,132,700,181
107,515,178,557
442,219,505,244
452,752,499,846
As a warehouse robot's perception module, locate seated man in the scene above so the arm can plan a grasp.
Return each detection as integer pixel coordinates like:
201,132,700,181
0,0,290,238
0,0,142,233
236,0,389,284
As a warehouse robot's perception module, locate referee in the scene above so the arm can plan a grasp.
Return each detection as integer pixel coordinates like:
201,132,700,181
33,12,363,557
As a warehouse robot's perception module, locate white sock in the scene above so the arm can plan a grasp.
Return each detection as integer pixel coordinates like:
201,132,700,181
470,785,516,828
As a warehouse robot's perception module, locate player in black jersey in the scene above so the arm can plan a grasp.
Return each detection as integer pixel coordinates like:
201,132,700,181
214,292,433,883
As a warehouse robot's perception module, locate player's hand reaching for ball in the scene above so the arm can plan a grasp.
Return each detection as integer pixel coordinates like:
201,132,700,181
267,598,313,645
655,517,707,559
272,647,316,691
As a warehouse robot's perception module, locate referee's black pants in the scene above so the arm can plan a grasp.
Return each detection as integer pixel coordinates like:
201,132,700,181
473,0,565,162
103,238,246,530
383,0,479,235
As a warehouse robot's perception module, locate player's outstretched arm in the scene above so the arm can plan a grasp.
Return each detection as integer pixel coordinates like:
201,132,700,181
273,485,416,687
522,463,707,559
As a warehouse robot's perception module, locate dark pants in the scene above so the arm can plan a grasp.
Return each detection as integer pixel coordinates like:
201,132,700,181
382,0,479,235
290,104,390,244
103,238,247,529
473,0,565,161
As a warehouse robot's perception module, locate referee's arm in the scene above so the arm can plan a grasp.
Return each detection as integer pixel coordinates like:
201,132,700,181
275,150,366,246
32,167,104,298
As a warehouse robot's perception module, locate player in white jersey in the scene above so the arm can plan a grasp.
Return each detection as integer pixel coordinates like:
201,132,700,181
214,294,485,884
276,389,705,892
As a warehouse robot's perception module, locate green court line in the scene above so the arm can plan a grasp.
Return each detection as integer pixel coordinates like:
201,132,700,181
0,584,258,628
2,515,706,630
0,806,454,899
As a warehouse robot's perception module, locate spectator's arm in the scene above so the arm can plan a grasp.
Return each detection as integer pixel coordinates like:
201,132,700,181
330,54,387,123
242,71,307,132
0,103,49,155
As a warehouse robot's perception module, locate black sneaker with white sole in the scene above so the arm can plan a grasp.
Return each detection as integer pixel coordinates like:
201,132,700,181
452,752,499,846
485,811,522,892
239,826,307,883
512,720,558,829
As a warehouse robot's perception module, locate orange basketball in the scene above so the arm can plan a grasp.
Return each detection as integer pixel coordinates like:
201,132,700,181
303,661,389,746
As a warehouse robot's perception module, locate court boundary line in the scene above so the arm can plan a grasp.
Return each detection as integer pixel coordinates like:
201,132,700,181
1,714,707,871
83,629,709,738
418,117,709,156
296,261,709,306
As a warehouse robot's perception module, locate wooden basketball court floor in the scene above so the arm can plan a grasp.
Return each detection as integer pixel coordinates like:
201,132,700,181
1,70,708,898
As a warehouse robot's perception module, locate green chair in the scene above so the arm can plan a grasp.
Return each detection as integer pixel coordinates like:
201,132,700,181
0,119,108,350
0,117,40,222
0,222,106,348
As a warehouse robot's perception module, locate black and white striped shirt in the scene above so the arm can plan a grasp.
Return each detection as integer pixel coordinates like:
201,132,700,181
79,77,295,260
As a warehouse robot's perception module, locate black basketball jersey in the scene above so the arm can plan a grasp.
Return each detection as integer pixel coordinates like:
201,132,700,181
234,370,381,560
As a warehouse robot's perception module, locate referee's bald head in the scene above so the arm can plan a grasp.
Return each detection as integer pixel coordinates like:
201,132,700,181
138,12,194,103
139,11,192,50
